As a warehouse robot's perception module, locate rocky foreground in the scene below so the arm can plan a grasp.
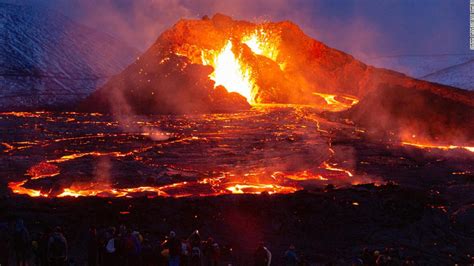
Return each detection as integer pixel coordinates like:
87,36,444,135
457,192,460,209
1,184,474,265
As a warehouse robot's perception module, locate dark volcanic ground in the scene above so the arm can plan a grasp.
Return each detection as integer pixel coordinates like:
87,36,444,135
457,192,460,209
1,106,474,265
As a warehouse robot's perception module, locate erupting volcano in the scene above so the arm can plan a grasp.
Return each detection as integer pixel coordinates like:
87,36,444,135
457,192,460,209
2,14,473,199
3,7,474,264
84,14,474,143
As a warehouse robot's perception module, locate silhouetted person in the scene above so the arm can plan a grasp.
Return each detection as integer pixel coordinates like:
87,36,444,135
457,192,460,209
188,230,202,266
117,225,137,266
210,241,220,266
180,238,190,266
375,253,390,266
87,226,98,266
141,238,155,266
130,230,143,265
189,230,201,249
284,244,298,266
13,219,30,266
203,237,220,266
48,227,68,266
361,248,374,266
402,258,416,265
162,231,181,266
0,223,10,266
38,227,51,266
298,253,309,266
387,248,401,265
254,242,271,266
32,237,39,266
104,227,117,266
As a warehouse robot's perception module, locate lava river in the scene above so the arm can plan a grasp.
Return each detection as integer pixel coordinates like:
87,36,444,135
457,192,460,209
0,105,378,198
1,105,473,198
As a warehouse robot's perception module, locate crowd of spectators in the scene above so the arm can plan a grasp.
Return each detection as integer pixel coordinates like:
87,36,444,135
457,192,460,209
0,218,422,265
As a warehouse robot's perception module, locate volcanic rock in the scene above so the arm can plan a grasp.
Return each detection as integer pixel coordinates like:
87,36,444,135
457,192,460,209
341,84,474,142
452,204,474,236
82,53,250,114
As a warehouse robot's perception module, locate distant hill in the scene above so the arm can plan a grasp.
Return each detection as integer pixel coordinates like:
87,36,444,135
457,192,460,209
0,3,138,110
423,59,474,91
364,53,474,90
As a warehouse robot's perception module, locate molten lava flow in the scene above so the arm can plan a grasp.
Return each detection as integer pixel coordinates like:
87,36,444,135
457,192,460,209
321,162,354,177
2,142,14,152
8,180,48,197
312,92,360,112
27,162,60,180
203,41,255,103
4,108,386,199
0,111,48,118
402,141,474,153
274,171,329,181
225,183,297,194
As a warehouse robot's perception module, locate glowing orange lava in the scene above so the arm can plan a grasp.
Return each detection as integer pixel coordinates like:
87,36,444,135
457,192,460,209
27,162,60,180
274,171,329,181
321,162,354,177
0,111,48,118
225,183,297,194
242,30,280,63
197,30,282,104
8,180,49,197
8,166,359,198
203,40,255,102
402,141,474,153
312,92,360,112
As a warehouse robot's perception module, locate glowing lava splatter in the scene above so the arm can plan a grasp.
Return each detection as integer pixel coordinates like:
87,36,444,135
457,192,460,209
203,40,255,102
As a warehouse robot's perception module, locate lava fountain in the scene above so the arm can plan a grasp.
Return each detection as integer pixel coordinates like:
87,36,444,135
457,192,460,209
196,29,282,104
202,40,255,102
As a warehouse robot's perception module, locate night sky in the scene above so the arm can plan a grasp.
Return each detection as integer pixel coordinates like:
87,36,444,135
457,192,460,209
11,0,474,58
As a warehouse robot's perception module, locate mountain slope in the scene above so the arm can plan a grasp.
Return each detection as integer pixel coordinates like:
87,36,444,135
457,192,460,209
363,54,474,90
0,3,138,109
422,59,474,91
